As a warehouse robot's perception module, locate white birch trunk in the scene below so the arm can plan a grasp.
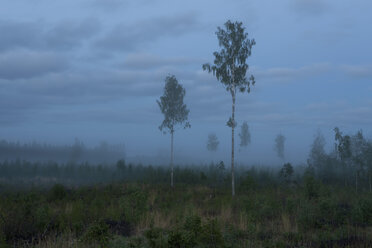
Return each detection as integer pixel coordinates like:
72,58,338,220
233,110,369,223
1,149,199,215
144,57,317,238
231,91,236,197
171,130,174,188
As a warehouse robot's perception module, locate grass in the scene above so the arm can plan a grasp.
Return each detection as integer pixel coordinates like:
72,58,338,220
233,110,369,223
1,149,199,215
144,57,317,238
1,161,372,247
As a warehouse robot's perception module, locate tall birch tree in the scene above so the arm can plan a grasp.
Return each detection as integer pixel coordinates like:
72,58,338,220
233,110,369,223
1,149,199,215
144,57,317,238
157,75,190,187
203,20,256,196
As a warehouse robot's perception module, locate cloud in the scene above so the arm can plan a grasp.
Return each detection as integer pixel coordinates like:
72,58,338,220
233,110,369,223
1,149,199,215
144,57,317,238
121,53,202,70
253,63,332,83
87,0,126,11
290,0,330,16
45,18,101,49
0,50,68,80
0,18,101,52
341,65,372,78
0,20,43,52
96,13,199,52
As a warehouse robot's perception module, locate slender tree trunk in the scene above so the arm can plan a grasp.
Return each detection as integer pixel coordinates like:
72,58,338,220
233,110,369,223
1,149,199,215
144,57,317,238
343,164,347,187
231,92,236,197
355,170,358,194
171,130,174,188
369,171,371,193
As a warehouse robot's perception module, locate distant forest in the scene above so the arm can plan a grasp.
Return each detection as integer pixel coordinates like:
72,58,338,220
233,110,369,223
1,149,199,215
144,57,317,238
0,139,125,164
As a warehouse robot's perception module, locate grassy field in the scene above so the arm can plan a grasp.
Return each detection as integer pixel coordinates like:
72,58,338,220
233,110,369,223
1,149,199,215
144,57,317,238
1,161,372,247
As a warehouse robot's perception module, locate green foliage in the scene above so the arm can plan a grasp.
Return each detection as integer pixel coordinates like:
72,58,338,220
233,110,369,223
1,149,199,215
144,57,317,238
80,220,112,247
279,163,294,183
157,75,190,133
238,173,257,192
2,160,372,247
168,229,197,248
49,183,67,201
199,219,224,248
303,169,320,200
183,215,202,236
202,20,255,93
352,198,372,226
120,186,148,224
145,226,167,248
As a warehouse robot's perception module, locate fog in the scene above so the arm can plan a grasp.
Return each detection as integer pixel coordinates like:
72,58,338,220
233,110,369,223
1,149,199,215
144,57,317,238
1,124,370,167
1,0,372,167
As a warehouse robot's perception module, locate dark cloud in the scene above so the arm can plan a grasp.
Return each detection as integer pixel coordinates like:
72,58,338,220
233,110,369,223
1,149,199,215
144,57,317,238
0,18,101,52
45,18,101,49
291,0,329,16
0,20,43,52
0,50,68,80
121,53,202,70
96,13,199,52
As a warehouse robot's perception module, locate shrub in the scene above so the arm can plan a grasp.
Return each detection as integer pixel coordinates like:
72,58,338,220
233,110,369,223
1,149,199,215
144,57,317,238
145,226,167,248
238,173,257,193
183,215,201,236
120,186,148,224
303,170,320,200
49,184,67,201
80,220,112,247
168,229,196,248
199,219,224,248
352,198,372,226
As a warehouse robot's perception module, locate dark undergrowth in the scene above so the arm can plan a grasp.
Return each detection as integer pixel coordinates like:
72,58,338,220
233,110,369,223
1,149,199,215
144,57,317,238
1,161,372,247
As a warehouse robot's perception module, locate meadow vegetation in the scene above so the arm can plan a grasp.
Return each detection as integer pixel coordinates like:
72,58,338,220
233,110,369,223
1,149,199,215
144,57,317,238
1,157,372,247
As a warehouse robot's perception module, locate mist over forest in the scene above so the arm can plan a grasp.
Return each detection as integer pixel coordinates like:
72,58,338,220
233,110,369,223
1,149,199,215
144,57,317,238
2,0,372,247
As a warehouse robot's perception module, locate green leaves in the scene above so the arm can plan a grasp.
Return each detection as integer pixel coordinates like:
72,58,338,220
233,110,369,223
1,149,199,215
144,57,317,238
226,117,237,128
203,20,256,96
157,75,190,134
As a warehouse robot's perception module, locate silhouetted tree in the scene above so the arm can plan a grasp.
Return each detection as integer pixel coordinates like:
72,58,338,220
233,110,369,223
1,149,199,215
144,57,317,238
308,130,326,168
203,20,256,196
274,134,285,160
279,162,293,183
207,133,219,152
239,121,251,148
334,127,352,187
365,142,372,192
350,130,368,193
157,75,190,187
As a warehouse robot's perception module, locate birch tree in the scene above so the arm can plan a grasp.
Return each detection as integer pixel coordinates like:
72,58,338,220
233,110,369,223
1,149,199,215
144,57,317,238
275,134,285,161
239,121,251,148
157,75,190,187
203,20,256,196
207,133,219,152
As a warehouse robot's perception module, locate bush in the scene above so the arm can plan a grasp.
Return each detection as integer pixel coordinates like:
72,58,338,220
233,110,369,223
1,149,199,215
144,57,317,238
183,215,201,236
303,170,320,200
238,173,257,192
168,229,196,248
80,220,112,247
199,219,224,248
49,184,67,201
145,226,167,248
120,186,148,224
352,198,372,226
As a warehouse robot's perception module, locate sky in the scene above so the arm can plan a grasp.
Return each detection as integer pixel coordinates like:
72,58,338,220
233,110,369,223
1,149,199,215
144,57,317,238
1,0,372,165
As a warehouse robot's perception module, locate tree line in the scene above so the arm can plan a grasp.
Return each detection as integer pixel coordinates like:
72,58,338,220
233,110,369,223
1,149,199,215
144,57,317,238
0,138,125,164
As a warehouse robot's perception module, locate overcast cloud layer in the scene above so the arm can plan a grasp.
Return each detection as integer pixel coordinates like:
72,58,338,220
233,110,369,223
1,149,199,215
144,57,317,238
1,0,372,165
